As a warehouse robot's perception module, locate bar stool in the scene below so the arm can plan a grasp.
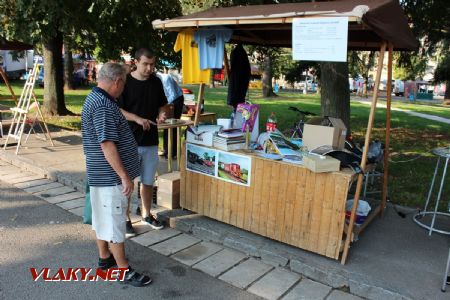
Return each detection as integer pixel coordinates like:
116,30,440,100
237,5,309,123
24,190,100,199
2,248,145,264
443,247,450,292
413,147,450,235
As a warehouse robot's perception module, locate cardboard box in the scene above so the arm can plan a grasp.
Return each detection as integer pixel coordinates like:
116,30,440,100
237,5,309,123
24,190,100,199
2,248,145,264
186,125,222,147
302,117,347,150
303,154,340,173
157,172,180,209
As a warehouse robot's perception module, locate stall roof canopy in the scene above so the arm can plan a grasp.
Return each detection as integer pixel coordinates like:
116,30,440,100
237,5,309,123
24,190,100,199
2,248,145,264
153,0,418,51
0,38,33,51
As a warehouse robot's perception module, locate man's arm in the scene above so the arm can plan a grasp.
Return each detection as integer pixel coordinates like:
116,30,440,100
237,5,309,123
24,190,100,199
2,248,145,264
119,108,154,130
100,141,134,198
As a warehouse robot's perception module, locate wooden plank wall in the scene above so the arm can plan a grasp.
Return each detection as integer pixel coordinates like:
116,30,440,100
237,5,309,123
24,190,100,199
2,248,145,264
180,154,351,259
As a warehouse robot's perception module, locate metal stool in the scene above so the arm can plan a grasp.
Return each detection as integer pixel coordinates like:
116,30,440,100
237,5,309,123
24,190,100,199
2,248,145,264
413,147,450,235
443,247,450,292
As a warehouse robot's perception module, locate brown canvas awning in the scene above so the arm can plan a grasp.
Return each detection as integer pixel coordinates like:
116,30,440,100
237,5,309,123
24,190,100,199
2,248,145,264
153,0,418,51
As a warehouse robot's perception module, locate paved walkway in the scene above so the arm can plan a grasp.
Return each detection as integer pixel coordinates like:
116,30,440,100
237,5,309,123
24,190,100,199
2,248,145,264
0,159,360,300
1,128,449,300
353,97,450,125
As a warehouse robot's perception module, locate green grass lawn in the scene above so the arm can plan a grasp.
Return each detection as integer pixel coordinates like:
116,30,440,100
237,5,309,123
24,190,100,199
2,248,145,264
2,80,450,208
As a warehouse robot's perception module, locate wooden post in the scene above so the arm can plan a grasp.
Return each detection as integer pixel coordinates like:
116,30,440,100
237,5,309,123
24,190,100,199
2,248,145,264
341,42,387,265
0,66,18,104
223,47,230,84
194,83,205,126
381,44,393,216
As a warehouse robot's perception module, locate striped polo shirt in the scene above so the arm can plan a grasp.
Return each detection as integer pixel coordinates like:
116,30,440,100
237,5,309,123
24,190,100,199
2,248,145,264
81,87,140,187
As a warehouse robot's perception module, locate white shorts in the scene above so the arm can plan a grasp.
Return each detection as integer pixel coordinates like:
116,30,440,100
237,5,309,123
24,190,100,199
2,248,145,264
90,185,128,243
138,146,158,186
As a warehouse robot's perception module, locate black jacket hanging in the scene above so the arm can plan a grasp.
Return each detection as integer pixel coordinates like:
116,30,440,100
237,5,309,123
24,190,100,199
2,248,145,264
227,44,251,108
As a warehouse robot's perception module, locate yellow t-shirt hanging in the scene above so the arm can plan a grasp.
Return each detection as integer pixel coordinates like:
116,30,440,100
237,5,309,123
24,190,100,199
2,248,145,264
174,30,211,84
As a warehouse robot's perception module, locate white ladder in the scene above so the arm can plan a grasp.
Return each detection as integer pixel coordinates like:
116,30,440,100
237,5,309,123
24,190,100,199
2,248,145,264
3,62,54,154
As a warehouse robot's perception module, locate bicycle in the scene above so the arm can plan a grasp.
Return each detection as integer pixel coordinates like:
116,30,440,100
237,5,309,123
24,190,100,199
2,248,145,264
285,106,317,139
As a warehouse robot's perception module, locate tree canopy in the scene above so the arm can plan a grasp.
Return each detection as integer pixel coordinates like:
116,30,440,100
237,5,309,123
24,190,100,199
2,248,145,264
0,0,183,115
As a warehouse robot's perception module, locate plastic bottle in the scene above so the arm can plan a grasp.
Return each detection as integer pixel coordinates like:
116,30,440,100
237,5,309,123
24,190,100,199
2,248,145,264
266,112,277,132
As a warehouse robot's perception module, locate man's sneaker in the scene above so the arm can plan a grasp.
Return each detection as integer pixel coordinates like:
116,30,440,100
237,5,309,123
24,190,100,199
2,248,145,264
142,215,164,230
98,255,116,270
126,220,136,238
123,267,152,287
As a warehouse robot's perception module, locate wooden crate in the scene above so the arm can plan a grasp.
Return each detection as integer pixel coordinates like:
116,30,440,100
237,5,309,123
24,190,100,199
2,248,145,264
157,172,180,209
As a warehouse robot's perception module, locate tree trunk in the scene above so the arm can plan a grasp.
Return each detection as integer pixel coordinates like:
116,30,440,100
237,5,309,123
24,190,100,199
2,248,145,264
262,56,276,97
320,62,351,132
445,81,450,100
43,31,72,116
64,46,74,90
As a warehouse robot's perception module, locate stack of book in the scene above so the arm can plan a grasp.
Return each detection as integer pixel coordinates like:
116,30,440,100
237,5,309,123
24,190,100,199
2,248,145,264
213,130,246,151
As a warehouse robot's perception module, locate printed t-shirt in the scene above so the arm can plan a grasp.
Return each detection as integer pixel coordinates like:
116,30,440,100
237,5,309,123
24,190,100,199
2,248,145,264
194,28,232,70
174,29,211,84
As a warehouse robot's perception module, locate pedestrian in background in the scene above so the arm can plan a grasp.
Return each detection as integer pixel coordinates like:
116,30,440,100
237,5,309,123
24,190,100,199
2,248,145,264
156,71,184,158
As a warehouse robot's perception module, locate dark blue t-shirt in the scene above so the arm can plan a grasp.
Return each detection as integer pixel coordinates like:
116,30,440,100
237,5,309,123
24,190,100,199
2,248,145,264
81,87,140,186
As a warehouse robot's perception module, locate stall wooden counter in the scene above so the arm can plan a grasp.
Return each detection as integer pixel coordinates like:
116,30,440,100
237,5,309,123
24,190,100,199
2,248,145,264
180,147,354,260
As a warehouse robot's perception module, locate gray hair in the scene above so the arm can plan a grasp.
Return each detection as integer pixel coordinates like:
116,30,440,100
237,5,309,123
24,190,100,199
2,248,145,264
98,62,127,83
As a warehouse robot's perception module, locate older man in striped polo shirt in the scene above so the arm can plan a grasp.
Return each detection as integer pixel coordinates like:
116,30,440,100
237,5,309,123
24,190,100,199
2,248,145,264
81,62,151,287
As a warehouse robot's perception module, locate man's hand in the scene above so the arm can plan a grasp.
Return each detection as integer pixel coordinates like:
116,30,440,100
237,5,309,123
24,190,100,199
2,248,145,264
135,117,151,131
121,176,134,198
157,111,167,124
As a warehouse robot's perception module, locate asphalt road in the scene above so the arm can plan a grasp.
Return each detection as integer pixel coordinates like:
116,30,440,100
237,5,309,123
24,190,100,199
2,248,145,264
0,180,262,300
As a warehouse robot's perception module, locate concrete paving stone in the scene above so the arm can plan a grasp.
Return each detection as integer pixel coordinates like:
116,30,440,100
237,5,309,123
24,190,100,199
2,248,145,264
68,206,84,217
290,259,349,289
34,186,75,198
219,258,273,289
14,178,53,189
247,268,301,300
282,278,332,300
129,212,142,224
45,191,85,204
326,290,363,300
56,198,85,210
150,233,201,256
131,227,181,247
24,182,63,193
0,160,10,166
133,223,154,235
348,278,408,300
0,166,21,175
193,248,248,278
171,241,223,266
0,172,29,181
7,174,44,184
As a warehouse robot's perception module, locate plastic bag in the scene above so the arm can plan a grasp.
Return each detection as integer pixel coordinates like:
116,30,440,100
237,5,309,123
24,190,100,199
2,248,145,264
367,140,383,163
83,183,92,225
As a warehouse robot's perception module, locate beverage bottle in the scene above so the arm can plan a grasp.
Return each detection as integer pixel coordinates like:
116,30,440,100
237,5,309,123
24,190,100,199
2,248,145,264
266,112,277,132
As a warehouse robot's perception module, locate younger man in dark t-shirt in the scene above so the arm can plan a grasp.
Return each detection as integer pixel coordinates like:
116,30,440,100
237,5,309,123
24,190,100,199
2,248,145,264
118,48,167,233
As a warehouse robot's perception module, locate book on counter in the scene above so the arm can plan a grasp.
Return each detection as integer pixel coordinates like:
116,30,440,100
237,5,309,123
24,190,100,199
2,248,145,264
213,135,246,151
217,128,244,138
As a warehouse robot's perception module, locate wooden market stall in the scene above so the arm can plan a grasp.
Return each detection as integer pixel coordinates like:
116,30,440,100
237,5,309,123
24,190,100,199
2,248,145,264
153,0,418,264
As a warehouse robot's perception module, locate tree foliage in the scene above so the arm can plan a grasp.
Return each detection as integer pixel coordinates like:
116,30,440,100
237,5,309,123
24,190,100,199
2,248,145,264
400,0,450,99
89,1,182,65
0,0,183,115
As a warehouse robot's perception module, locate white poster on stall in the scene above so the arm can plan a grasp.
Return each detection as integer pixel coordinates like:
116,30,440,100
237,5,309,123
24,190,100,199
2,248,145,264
292,17,348,62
